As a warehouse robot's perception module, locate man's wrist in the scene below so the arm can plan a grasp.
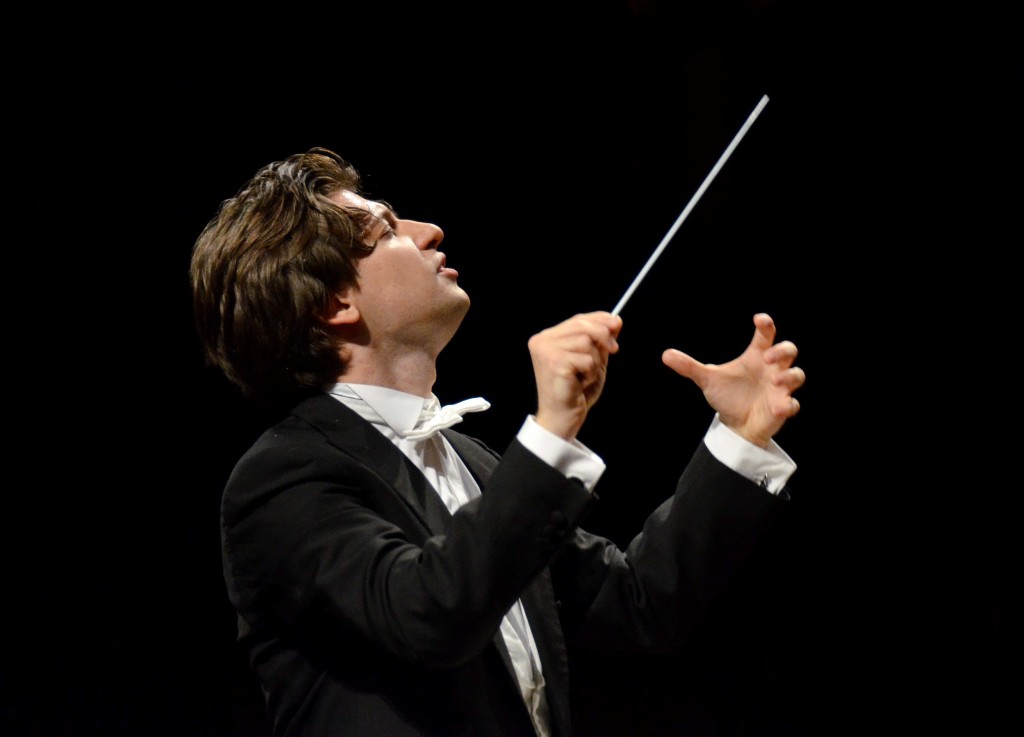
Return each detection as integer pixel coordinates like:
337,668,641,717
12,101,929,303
704,414,796,495
517,416,606,492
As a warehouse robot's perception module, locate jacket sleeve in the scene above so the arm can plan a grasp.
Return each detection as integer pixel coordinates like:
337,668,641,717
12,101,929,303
221,421,598,669
548,441,788,652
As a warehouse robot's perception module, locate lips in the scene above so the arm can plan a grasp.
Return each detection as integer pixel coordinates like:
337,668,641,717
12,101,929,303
437,253,459,278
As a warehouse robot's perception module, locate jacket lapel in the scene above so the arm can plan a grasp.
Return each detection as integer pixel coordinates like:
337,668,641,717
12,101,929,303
440,428,501,484
290,393,452,535
292,396,567,731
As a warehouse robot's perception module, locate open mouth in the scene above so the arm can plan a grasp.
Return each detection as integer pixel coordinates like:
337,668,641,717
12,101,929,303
437,254,458,278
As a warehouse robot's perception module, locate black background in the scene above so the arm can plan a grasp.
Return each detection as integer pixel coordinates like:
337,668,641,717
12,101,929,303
10,2,1020,735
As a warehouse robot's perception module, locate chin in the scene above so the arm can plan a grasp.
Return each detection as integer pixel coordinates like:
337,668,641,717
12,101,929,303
447,291,471,325
451,285,470,310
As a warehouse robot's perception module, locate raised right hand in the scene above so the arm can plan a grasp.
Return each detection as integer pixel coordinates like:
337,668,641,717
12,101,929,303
527,312,622,440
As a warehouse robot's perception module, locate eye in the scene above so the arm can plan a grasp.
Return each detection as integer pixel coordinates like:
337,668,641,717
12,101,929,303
374,225,397,247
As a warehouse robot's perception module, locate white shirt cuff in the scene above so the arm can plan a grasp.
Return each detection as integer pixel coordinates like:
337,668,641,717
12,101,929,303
516,416,606,492
703,414,796,495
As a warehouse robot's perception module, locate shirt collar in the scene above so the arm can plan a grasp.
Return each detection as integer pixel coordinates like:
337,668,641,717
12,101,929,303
328,382,437,434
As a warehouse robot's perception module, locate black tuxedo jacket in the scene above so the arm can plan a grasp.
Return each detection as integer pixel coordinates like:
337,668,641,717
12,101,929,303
221,393,786,736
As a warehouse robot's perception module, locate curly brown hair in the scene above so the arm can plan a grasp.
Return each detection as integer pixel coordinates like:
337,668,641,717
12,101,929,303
190,148,377,399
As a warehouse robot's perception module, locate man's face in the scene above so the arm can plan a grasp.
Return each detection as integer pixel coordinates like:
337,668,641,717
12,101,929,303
330,190,470,349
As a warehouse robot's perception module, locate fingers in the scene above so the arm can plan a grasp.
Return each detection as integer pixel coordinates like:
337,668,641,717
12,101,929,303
773,396,801,419
772,365,806,392
552,343,601,383
540,311,622,354
744,313,805,430
528,313,621,378
765,339,798,366
763,321,803,417
764,328,804,397
756,318,802,388
530,313,620,378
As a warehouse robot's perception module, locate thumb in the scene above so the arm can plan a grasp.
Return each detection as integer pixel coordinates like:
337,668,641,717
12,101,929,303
662,348,706,386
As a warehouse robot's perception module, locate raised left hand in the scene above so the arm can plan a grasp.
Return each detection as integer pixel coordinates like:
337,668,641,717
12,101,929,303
661,313,804,448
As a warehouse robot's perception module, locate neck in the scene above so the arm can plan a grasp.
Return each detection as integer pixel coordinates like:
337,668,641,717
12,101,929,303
338,345,438,398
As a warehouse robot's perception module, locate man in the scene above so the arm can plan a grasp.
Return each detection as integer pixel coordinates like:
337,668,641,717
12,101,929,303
190,147,805,737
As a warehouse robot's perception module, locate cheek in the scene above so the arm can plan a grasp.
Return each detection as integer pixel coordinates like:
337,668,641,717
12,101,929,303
359,249,431,298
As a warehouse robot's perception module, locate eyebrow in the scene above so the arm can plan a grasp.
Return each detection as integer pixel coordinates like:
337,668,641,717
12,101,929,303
379,199,400,220
366,200,399,227
363,201,400,244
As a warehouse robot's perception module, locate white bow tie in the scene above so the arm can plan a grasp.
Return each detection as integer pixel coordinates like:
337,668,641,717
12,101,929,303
400,397,491,440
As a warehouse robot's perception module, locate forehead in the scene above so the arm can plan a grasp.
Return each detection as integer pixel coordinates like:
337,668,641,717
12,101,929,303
330,189,388,219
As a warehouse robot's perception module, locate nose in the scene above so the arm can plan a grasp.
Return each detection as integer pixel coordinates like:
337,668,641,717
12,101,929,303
403,219,444,251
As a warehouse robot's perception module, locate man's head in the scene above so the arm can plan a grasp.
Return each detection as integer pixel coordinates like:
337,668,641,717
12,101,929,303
320,189,468,377
191,147,467,399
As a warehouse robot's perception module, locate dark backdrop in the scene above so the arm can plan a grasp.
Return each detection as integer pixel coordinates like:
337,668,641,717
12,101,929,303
10,3,1020,735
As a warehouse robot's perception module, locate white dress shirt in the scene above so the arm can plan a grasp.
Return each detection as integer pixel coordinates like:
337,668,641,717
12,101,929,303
326,382,796,737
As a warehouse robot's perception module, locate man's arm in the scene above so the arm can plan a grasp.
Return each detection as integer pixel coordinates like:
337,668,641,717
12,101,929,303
527,311,805,650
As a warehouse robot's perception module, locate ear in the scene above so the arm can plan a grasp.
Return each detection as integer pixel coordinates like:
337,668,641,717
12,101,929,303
320,289,360,326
